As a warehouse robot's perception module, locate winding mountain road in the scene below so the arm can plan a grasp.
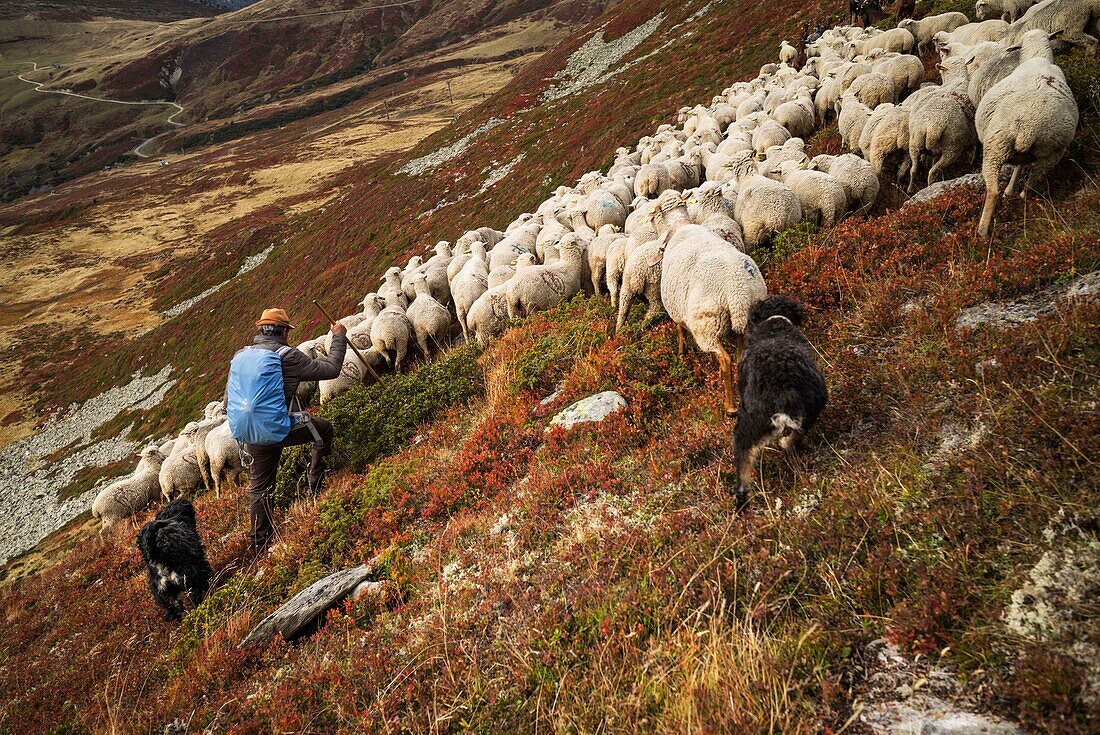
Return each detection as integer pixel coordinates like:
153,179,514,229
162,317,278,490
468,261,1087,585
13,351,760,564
14,61,185,158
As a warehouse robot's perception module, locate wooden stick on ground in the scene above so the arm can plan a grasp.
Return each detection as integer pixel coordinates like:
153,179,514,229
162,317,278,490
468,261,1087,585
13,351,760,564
312,300,383,384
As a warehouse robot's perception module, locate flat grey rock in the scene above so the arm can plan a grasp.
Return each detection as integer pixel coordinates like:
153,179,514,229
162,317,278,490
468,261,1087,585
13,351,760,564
861,698,1023,735
241,563,374,645
548,391,626,430
907,174,983,205
955,271,1100,331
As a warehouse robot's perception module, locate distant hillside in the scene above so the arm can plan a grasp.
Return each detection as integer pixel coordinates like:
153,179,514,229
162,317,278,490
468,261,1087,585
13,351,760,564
199,0,259,9
0,0,614,202
0,0,221,21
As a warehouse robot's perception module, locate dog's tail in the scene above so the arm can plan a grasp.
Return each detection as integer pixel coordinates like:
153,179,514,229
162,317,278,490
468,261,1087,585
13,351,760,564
771,412,803,437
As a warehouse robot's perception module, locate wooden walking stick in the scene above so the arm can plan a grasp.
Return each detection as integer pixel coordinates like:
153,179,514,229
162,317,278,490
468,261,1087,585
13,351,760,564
312,300,384,384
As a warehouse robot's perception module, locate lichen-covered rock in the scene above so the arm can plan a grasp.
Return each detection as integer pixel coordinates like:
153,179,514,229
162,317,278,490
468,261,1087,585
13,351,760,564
955,270,1100,330
1005,511,1100,701
548,391,626,430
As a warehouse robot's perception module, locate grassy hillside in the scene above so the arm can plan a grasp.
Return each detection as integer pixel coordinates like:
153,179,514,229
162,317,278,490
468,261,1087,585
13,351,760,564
1,0,1098,731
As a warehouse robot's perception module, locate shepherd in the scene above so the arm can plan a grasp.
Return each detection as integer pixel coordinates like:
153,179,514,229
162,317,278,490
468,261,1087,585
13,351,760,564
225,308,347,555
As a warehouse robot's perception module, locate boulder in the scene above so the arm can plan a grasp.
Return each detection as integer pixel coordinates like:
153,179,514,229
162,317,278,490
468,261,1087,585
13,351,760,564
240,563,375,645
548,391,626,430
907,173,983,205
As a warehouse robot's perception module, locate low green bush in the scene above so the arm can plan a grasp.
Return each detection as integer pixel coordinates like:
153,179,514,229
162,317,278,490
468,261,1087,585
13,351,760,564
511,296,612,395
275,344,484,501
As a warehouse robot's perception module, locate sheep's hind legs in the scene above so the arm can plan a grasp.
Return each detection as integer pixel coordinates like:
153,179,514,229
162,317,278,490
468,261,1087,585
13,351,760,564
977,148,1006,239
1004,165,1024,198
714,343,736,417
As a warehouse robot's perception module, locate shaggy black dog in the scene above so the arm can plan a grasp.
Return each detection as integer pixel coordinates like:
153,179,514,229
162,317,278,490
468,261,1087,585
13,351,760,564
137,499,212,621
732,295,828,510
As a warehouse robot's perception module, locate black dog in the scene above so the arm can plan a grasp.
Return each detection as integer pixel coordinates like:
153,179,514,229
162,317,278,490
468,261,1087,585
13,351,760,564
733,295,828,510
137,499,212,621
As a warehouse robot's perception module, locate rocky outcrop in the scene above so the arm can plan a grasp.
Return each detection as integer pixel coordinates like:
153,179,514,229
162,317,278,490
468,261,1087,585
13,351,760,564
548,391,627,430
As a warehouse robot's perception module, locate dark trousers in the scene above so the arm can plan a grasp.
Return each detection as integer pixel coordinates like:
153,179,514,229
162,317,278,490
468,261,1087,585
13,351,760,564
245,416,333,553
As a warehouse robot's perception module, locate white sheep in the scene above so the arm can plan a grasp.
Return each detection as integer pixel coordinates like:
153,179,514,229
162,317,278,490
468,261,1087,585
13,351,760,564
809,154,880,216
488,222,539,272
965,41,1021,106
467,254,537,345
665,151,704,191
534,216,570,262
614,235,665,333
588,224,625,296
370,302,415,373
751,120,792,158
773,93,816,139
319,346,388,404
506,234,585,319
855,27,916,56
689,181,744,249
199,422,246,497
399,256,425,301
975,29,1079,237
852,71,897,112
767,160,848,228
977,0,1038,23
91,444,167,534
634,162,673,198
654,191,768,416
605,235,635,311
423,240,453,271
934,20,1011,51
814,72,844,126
1003,0,1100,54
451,242,489,342
762,137,807,167
780,40,798,65
869,53,925,100
378,267,408,309
898,12,970,50
187,415,228,496
727,151,803,248
293,337,328,406
858,103,912,180
903,57,978,192
406,273,452,359
585,188,629,230
837,93,874,154
159,423,204,501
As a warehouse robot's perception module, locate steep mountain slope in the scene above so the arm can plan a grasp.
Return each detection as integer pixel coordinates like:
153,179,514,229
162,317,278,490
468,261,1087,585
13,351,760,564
0,0,1097,731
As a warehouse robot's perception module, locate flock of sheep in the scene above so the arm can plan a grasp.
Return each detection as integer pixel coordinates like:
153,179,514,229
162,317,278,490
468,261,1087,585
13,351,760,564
90,0,1087,533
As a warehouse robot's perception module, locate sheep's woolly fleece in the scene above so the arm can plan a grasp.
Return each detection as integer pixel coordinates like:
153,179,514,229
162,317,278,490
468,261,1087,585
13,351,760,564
0,366,175,563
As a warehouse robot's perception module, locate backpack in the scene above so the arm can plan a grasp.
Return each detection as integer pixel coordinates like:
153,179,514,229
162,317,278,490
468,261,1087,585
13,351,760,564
226,345,294,445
